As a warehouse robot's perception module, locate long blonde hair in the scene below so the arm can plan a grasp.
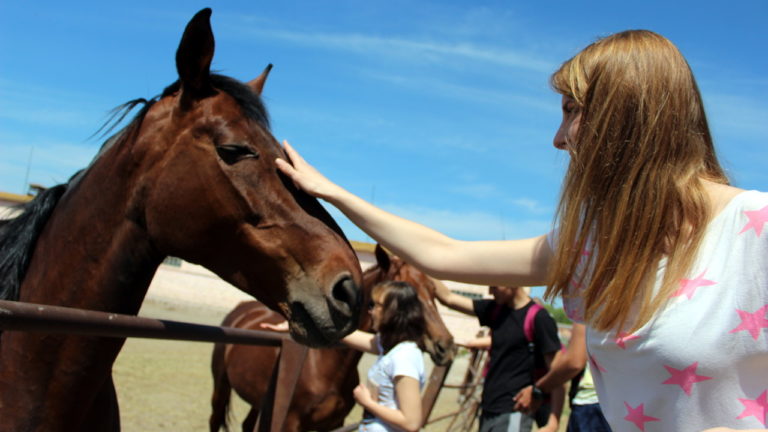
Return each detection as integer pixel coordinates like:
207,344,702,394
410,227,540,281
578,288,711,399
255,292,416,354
544,30,729,332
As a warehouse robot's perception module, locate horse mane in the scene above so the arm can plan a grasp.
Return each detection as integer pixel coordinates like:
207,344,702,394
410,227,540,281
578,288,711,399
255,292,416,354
0,74,271,301
159,74,271,130
0,185,67,300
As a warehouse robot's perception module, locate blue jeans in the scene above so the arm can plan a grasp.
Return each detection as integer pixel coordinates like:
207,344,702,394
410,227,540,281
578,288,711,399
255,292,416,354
567,403,612,432
479,411,533,432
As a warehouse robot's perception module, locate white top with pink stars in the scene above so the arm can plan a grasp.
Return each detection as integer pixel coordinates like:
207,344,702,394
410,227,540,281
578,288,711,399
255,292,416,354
552,190,768,431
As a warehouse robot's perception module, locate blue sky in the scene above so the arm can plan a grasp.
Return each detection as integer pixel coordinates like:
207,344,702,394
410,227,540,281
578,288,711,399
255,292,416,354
1,2,766,298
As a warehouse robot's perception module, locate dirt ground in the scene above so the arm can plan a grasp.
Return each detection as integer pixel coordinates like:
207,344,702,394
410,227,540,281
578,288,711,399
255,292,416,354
113,298,566,431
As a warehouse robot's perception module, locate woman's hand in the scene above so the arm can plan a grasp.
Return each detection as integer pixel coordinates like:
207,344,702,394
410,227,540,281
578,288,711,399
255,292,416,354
513,385,543,414
459,336,491,350
259,321,289,332
352,383,374,407
276,140,342,200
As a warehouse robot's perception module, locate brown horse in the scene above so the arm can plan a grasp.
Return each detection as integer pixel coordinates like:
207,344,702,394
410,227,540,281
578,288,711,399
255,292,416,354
209,244,456,432
0,9,363,432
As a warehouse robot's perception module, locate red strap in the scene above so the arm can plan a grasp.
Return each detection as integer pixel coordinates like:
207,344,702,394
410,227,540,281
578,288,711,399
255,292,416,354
523,303,543,343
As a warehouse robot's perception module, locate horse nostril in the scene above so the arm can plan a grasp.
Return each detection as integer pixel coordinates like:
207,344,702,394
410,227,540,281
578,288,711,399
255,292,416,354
331,275,359,312
435,340,456,362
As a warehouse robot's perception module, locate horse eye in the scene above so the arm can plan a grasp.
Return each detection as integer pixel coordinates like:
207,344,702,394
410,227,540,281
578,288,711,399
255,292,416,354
216,144,259,164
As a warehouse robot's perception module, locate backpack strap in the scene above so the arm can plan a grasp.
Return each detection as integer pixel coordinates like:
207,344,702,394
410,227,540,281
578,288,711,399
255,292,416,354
523,302,544,343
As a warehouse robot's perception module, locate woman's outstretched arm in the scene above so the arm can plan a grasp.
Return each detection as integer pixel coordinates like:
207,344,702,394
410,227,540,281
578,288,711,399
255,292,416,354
260,321,378,354
277,140,552,287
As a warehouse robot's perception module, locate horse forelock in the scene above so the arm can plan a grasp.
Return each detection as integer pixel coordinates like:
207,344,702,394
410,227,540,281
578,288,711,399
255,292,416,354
161,74,271,130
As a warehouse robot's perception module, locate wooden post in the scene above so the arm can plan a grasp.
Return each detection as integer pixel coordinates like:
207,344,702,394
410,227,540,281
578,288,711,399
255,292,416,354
254,338,308,432
421,361,452,425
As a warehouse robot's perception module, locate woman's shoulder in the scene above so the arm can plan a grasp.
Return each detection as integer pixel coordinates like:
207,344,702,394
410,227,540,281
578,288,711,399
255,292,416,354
707,183,768,217
385,341,423,361
390,340,421,353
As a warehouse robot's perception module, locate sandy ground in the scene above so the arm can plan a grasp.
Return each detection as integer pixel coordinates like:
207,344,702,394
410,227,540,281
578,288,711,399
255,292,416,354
112,298,482,431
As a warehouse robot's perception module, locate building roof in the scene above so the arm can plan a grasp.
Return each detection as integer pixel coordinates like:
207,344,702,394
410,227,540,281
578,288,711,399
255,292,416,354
0,191,33,204
350,240,377,253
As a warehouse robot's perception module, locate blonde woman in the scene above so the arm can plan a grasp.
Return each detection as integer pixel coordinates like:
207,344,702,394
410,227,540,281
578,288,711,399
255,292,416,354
276,30,767,431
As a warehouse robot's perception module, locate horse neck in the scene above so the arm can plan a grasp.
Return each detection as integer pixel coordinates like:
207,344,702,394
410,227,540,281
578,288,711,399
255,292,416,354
20,140,162,314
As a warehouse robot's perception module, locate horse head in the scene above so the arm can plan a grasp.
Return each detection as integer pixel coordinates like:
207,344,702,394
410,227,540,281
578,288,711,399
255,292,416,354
126,9,362,346
364,244,455,365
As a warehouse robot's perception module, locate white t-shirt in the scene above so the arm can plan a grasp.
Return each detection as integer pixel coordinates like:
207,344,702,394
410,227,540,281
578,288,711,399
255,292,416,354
552,190,768,431
360,339,425,432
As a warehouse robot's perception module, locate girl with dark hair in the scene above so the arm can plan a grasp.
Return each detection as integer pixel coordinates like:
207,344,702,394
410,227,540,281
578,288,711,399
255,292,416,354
276,29,767,431
263,280,427,432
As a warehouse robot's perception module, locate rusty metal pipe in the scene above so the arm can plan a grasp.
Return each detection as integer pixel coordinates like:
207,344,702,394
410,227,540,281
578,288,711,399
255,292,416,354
0,300,287,346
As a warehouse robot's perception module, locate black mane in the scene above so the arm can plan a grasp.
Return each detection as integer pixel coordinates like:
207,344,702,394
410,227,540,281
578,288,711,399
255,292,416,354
0,75,271,301
161,74,271,129
0,185,67,300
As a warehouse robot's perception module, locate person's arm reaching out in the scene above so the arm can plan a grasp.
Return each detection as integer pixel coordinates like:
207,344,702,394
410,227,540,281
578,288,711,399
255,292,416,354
432,277,475,315
537,323,588,393
513,323,587,412
276,141,552,287
260,321,378,354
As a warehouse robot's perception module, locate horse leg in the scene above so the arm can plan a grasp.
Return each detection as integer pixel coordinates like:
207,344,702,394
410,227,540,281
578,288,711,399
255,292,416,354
210,343,233,432
85,375,121,431
240,408,301,432
241,407,258,432
283,414,303,432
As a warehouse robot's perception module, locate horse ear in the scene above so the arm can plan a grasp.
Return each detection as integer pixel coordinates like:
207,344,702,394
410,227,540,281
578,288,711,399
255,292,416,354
374,244,391,271
247,64,273,95
176,8,216,103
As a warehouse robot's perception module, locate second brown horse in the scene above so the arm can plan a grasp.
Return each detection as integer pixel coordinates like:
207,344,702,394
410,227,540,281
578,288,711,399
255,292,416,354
209,245,456,432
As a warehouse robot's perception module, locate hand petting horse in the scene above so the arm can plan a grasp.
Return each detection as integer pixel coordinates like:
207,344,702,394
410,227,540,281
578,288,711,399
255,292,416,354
0,9,362,431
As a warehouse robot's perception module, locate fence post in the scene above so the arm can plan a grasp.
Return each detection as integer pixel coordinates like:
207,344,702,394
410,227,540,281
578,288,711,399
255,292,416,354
421,360,452,425
254,338,308,432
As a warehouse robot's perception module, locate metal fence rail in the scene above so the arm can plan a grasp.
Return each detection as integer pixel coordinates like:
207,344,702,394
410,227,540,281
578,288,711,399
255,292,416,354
0,299,287,345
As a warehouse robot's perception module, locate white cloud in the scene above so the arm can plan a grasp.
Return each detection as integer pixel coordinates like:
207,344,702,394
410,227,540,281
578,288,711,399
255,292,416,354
224,20,554,74
705,93,768,141
0,78,108,129
360,69,556,113
0,140,97,192
508,197,551,215
325,201,551,242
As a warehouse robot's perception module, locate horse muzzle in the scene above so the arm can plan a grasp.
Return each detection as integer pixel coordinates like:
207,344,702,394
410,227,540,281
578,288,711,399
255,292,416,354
287,274,361,347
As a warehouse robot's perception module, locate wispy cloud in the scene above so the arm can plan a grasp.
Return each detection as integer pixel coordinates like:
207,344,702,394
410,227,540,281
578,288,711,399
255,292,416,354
323,201,550,242
0,78,107,129
705,92,768,141
384,202,549,240
0,139,97,192
452,183,499,199
359,69,555,113
224,19,555,74
508,197,552,215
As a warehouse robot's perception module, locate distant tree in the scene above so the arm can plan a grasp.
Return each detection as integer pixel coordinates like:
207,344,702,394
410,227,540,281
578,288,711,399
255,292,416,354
543,303,572,325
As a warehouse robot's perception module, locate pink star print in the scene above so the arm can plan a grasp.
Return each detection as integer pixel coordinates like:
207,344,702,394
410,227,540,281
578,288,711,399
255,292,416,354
589,353,607,373
729,305,768,341
736,390,768,426
672,270,717,300
615,332,641,349
739,205,768,237
623,402,660,431
661,361,713,396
